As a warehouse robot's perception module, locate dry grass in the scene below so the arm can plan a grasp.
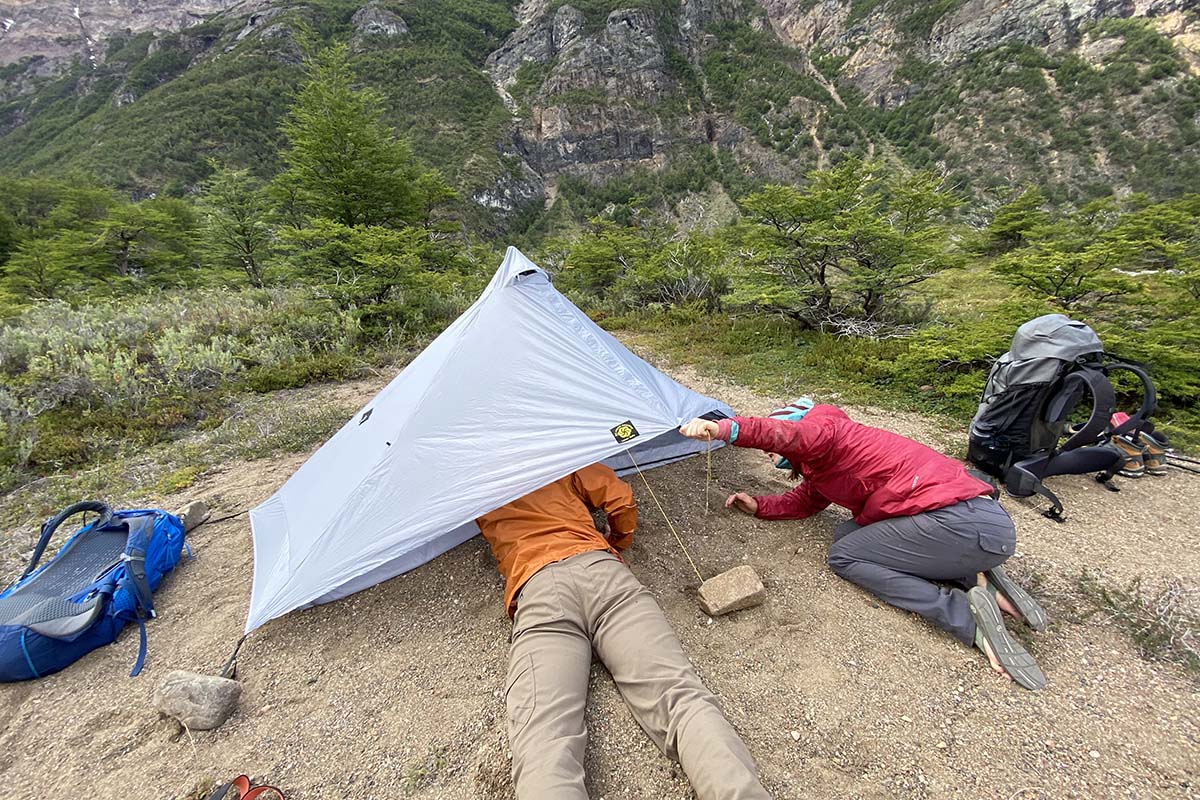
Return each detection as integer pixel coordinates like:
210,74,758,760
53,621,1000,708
1077,571,1200,676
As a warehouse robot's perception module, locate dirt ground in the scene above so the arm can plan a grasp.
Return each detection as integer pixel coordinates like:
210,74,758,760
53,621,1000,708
1,357,1198,800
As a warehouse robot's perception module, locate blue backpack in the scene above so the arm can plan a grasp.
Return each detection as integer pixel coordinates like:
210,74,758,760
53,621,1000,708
0,501,187,682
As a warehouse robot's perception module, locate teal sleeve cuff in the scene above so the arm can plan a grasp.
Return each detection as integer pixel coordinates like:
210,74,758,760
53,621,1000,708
728,420,739,443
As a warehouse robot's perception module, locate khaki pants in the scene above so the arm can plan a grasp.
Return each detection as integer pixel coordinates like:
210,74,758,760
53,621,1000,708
505,550,771,800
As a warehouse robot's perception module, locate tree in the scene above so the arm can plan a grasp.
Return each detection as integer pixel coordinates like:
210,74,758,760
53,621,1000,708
0,181,129,301
735,158,960,330
1,231,103,299
92,199,196,285
272,43,439,228
844,168,962,319
0,177,67,236
278,218,427,306
275,218,470,340
199,165,272,287
1107,195,1200,307
981,186,1049,254
553,216,662,298
988,196,1200,311
0,207,16,267
993,225,1141,310
621,233,731,311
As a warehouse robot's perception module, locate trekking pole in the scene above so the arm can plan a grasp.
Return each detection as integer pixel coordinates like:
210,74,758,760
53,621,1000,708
1166,461,1200,475
1166,452,1200,465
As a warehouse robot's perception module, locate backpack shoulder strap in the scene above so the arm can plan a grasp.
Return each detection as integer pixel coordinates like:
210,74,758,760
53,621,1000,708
1105,361,1157,436
17,501,113,584
1047,367,1115,453
1004,459,1067,521
118,513,160,677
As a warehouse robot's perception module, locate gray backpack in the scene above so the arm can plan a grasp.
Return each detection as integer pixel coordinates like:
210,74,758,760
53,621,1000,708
967,314,1156,520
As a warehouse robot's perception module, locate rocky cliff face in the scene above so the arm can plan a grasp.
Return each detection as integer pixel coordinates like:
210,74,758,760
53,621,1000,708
488,3,677,182
0,0,246,69
760,0,1200,102
480,0,1199,215
483,0,798,211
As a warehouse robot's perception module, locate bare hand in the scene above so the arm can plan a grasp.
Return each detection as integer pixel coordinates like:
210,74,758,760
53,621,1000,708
725,492,758,515
680,418,720,441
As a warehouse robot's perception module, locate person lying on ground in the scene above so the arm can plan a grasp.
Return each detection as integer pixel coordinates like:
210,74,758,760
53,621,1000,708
679,400,1049,691
476,462,772,800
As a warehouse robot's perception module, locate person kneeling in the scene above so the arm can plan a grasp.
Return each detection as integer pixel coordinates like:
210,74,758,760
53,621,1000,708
680,401,1049,691
477,462,772,799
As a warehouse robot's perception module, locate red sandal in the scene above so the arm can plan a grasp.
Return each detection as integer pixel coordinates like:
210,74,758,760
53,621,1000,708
207,775,284,800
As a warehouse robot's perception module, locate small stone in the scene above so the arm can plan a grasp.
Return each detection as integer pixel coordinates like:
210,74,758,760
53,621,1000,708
790,730,801,742
1089,750,1100,759
697,565,765,616
936,741,947,749
153,670,241,730
174,501,210,533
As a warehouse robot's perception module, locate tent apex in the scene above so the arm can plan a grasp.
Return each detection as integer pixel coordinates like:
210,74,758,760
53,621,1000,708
493,246,547,288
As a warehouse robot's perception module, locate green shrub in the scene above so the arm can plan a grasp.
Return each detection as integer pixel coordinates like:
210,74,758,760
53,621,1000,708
25,410,96,470
0,287,361,483
241,353,365,393
155,465,202,494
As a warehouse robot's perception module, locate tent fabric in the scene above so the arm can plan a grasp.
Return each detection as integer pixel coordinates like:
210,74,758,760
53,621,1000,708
246,247,733,633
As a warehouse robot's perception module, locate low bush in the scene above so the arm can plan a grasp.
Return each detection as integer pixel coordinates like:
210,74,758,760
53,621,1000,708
0,287,361,489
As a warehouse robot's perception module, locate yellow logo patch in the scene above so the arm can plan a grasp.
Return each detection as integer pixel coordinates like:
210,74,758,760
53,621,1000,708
610,421,640,443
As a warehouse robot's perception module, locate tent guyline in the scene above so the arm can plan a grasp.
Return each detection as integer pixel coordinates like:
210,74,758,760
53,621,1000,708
625,445,706,584
706,440,713,516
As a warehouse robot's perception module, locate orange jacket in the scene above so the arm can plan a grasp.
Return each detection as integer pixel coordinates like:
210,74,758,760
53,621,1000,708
476,463,637,616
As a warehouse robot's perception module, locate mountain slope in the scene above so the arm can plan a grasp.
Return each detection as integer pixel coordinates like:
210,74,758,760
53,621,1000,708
0,0,1197,223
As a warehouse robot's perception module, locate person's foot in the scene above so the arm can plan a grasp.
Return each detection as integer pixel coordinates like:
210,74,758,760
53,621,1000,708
976,629,1012,681
978,572,1023,622
967,586,1047,690
980,566,1050,632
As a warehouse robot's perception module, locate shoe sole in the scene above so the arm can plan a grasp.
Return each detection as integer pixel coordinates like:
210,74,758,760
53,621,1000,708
968,587,1047,691
985,566,1049,632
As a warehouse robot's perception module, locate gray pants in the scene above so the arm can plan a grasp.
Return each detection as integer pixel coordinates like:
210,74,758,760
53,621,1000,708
828,497,1015,646
505,549,770,800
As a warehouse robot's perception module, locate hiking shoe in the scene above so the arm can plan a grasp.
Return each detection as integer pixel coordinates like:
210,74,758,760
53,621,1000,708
984,566,1048,632
1136,431,1168,476
1110,434,1146,478
968,587,1047,691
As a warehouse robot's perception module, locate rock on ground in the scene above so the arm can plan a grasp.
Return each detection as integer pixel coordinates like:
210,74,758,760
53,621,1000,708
153,670,242,731
699,565,766,616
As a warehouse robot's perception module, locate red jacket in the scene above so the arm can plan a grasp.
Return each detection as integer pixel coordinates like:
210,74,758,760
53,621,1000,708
716,406,993,525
